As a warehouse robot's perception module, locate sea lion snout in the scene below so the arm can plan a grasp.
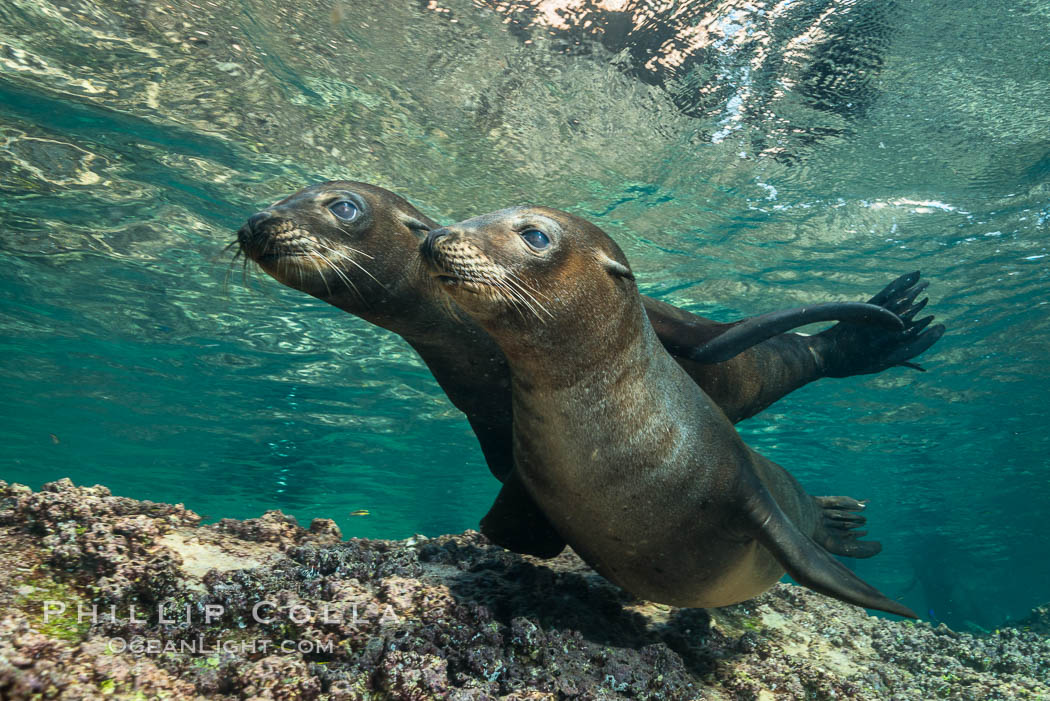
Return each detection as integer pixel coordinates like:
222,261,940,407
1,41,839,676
419,225,544,316
247,210,273,233
420,227,452,265
236,209,276,258
419,226,484,282
238,211,320,263
235,209,270,250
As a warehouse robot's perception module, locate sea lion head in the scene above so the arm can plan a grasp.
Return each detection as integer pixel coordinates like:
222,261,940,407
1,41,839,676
419,205,636,335
236,181,435,314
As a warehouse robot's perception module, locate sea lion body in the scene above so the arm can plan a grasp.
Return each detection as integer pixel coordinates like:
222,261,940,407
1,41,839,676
421,206,915,616
512,334,782,606
236,182,942,559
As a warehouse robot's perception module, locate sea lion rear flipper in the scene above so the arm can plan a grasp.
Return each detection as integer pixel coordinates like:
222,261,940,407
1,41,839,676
814,496,882,559
818,271,946,377
684,302,904,364
641,296,728,355
743,476,917,618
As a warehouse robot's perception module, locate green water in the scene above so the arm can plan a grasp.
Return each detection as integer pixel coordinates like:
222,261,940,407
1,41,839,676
1,0,1048,631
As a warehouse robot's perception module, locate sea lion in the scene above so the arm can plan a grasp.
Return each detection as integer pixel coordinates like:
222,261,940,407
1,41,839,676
419,206,917,617
235,181,943,557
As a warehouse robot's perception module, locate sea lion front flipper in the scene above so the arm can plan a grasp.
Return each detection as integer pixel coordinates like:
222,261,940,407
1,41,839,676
466,416,567,558
480,471,566,559
742,476,917,617
684,302,904,364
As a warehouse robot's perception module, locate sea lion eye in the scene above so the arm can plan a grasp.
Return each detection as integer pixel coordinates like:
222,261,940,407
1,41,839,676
520,228,551,250
328,200,360,221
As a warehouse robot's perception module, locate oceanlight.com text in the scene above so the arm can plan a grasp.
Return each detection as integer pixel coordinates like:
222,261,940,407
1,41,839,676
105,636,334,655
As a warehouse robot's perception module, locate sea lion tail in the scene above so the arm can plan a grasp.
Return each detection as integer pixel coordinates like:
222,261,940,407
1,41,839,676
743,476,917,618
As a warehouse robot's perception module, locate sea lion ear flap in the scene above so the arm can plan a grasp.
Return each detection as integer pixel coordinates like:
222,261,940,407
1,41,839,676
600,253,635,281
399,213,431,234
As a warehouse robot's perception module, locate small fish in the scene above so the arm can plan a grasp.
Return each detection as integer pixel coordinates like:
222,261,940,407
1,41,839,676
349,509,370,517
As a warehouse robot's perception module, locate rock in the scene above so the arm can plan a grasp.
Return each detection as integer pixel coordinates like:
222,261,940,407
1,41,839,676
0,479,1046,700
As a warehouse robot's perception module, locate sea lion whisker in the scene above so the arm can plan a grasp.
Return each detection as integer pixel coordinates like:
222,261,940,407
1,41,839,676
498,280,542,320
244,259,287,303
486,275,532,320
222,263,233,297
505,270,553,303
311,249,355,290
495,276,546,322
499,269,555,318
311,248,366,302
343,257,386,289
342,246,374,260
222,245,246,296
241,255,253,292
498,274,553,320
495,273,543,315
474,269,522,307
313,252,362,297
312,240,387,291
310,239,355,261
468,269,509,302
490,282,528,320
310,238,390,287
315,239,375,261
501,267,543,291
307,252,335,298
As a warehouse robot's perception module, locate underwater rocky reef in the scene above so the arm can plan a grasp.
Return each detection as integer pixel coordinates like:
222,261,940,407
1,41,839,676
0,479,1046,700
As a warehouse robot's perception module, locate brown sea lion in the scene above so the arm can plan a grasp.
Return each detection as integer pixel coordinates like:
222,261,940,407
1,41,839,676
419,206,917,617
235,181,943,557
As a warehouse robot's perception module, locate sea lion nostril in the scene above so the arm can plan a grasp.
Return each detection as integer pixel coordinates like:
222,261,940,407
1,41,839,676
247,211,273,232
421,228,451,260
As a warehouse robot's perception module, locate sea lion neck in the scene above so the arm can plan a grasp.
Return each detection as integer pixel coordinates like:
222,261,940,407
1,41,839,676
331,276,454,340
493,293,655,391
